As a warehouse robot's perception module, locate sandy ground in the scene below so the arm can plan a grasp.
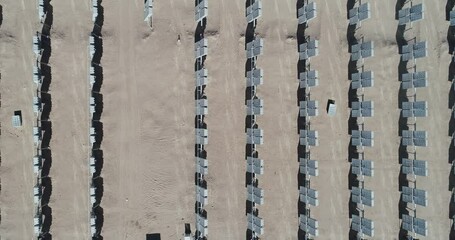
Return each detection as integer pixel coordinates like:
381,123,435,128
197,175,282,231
0,0,36,239
0,0,453,239
49,0,91,239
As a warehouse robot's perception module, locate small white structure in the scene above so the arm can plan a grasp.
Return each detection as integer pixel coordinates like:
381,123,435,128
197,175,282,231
12,115,22,128
327,100,336,116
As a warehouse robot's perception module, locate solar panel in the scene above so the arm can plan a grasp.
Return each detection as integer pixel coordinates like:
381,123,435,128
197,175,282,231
402,214,427,237
247,213,264,235
351,42,374,61
351,130,374,147
401,186,427,207
247,98,264,115
34,215,41,234
451,10,455,26
195,0,208,22
401,71,428,89
401,130,428,147
348,3,371,25
401,101,428,117
38,0,45,21
196,99,208,115
89,157,96,174
33,35,41,56
300,130,319,146
300,186,319,206
144,0,153,22
195,128,208,145
196,157,208,175
352,78,374,89
247,157,264,175
351,214,374,237
246,37,264,58
298,2,317,24
195,38,208,59
402,158,428,176
33,66,42,86
196,68,208,87
33,97,42,114
33,127,41,145
300,100,319,117
351,100,374,117
351,187,374,207
299,70,319,88
34,156,41,174
247,185,264,205
352,159,374,177
299,158,318,176
398,4,424,25
247,128,264,145
196,213,208,236
299,40,319,60
299,214,319,236
91,0,98,22
247,68,264,86
401,42,427,61
246,0,262,23
196,185,208,206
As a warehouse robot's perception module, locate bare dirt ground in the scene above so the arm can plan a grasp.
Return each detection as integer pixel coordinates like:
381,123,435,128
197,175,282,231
50,0,91,238
0,0,36,239
0,0,453,239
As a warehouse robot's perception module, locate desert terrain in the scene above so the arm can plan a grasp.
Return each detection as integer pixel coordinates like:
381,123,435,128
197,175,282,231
0,0,453,239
